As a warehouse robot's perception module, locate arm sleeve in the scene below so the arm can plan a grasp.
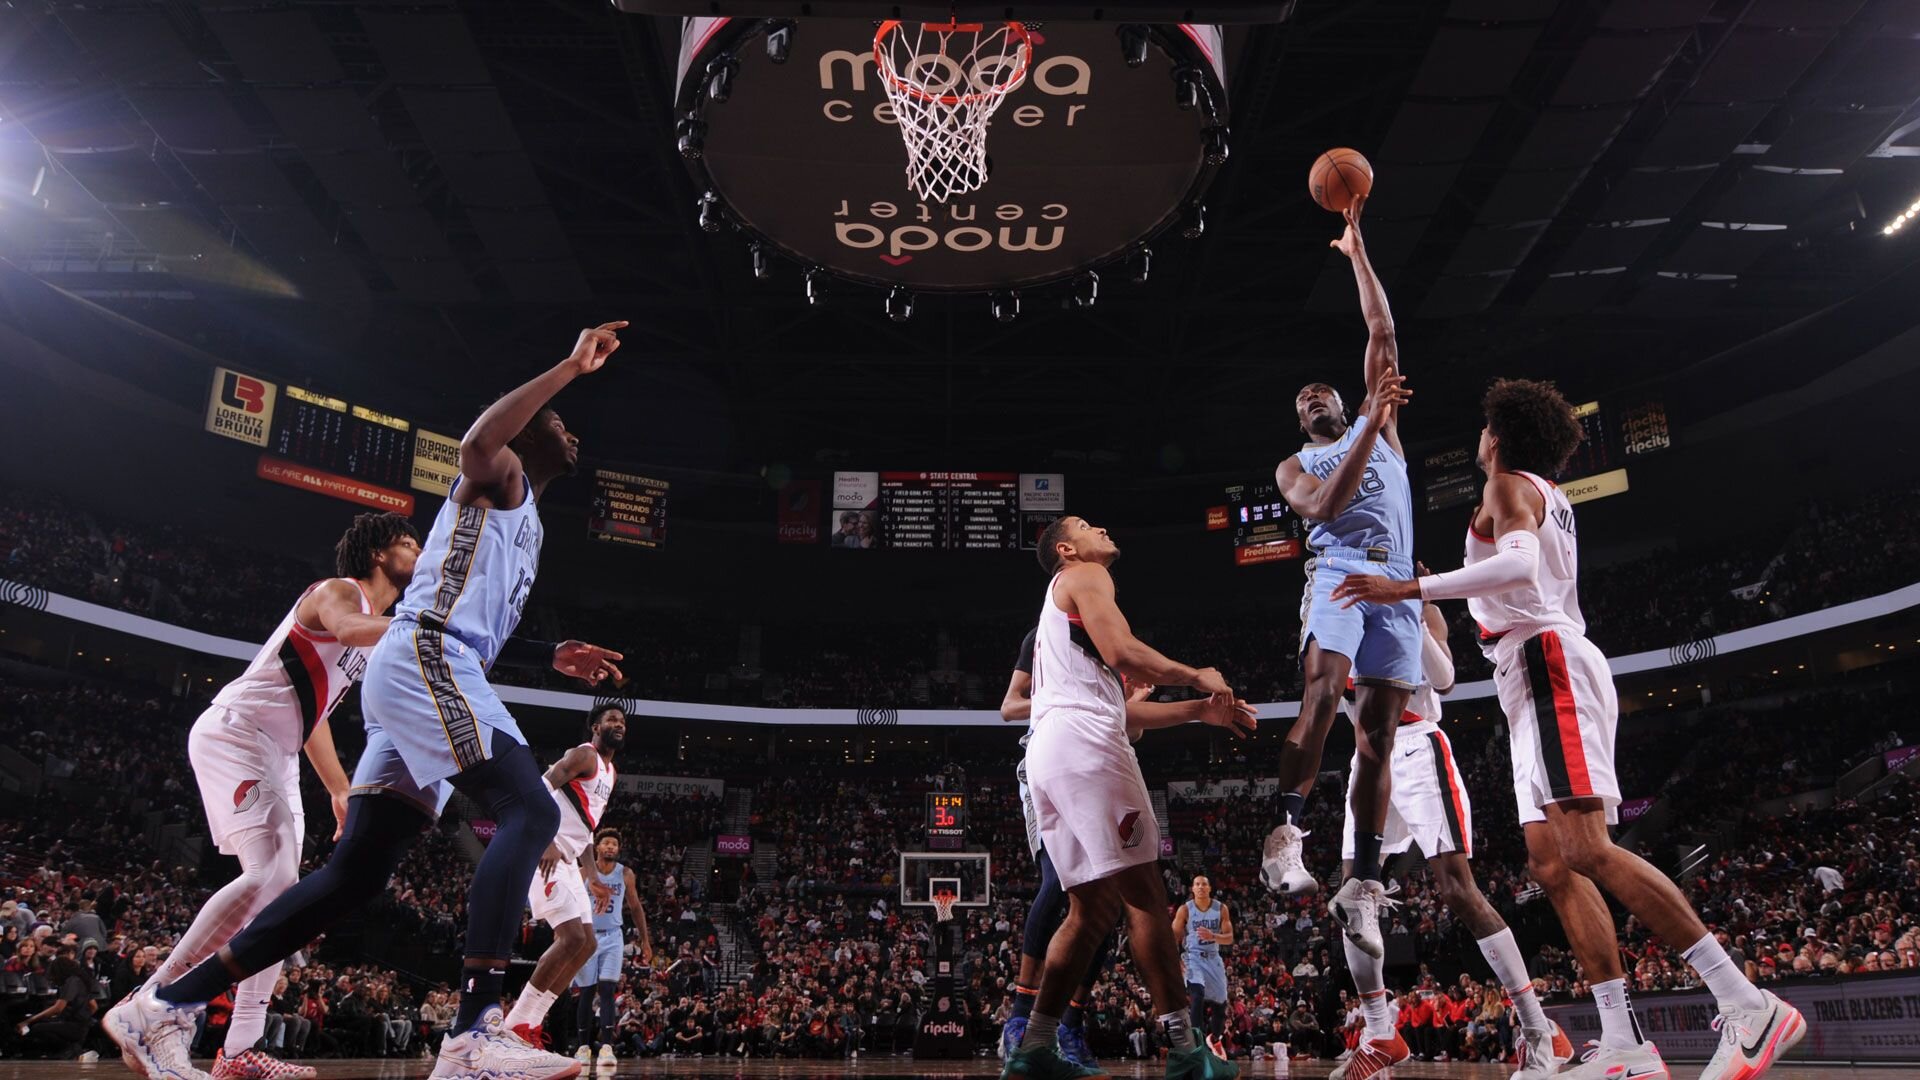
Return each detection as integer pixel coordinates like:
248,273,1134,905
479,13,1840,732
1417,530,1540,601
493,637,559,669
1014,628,1037,674
1421,627,1455,692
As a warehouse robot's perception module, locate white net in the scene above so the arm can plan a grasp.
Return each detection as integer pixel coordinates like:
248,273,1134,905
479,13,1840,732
874,20,1033,203
931,891,958,923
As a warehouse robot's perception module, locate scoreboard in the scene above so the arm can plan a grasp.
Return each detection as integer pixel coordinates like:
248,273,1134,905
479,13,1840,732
588,469,670,549
925,792,967,850
269,387,413,491
880,472,1020,550
1224,479,1304,565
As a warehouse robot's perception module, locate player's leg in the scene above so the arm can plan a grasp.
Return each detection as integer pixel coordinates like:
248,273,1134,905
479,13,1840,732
1332,827,1408,1080
507,860,597,1045
1057,927,1114,1067
1021,881,1122,1053
1261,623,1354,895
1006,848,1069,1056
571,967,598,1055
1108,861,1237,1076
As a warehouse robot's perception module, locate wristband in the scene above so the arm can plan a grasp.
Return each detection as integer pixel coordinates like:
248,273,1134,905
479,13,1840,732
495,637,561,669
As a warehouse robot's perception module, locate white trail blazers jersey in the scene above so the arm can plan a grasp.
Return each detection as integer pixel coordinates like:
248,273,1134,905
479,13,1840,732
211,579,372,755
1029,572,1128,740
551,746,616,860
1467,470,1585,652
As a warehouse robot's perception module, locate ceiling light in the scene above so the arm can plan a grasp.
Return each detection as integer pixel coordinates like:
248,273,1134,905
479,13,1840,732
1885,196,1920,236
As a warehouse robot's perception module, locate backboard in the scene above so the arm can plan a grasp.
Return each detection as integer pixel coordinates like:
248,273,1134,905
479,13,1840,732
899,851,991,909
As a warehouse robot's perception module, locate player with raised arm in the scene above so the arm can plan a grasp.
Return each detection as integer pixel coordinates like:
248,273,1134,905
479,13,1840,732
108,326,630,1080
502,704,652,1069
115,514,418,1080
1008,516,1255,1080
1000,629,1152,1069
1328,598,1571,1080
1332,378,1804,1080
1259,194,1417,968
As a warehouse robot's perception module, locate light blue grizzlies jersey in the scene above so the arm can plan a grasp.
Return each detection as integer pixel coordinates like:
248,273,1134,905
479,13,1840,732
1184,900,1224,964
1294,414,1411,555
396,476,543,667
592,860,625,933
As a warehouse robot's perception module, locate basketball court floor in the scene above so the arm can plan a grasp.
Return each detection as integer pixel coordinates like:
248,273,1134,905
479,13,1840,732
0,1059,1896,1079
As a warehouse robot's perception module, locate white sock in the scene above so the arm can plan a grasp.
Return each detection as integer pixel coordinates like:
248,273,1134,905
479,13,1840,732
1682,934,1766,1011
1021,1011,1061,1053
1592,979,1645,1049
504,986,558,1031
1157,1009,1197,1051
1475,928,1549,1032
223,961,284,1056
1343,937,1392,1038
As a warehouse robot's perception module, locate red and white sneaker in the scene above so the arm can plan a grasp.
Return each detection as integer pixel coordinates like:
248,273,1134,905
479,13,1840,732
511,1023,551,1050
1698,990,1805,1080
1328,1032,1408,1080
1560,1040,1669,1080
1511,1022,1573,1080
210,1049,318,1080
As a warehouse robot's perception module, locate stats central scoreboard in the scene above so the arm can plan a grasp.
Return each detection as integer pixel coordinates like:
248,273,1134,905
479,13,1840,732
881,472,1020,550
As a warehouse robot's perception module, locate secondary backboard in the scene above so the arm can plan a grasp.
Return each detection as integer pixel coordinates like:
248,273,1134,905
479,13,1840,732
899,851,991,909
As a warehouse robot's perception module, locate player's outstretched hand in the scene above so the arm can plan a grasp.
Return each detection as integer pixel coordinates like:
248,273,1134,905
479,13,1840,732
553,640,625,686
1200,693,1258,738
588,878,613,911
1192,666,1232,698
1127,681,1157,703
1331,572,1419,608
1329,193,1368,259
567,321,628,376
538,843,563,881
1365,371,1410,426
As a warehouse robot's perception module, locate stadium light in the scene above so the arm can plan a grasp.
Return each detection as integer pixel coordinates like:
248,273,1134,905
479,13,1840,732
1883,194,1920,236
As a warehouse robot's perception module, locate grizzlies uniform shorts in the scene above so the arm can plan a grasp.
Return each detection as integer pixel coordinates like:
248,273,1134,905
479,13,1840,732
359,618,527,788
1300,548,1422,689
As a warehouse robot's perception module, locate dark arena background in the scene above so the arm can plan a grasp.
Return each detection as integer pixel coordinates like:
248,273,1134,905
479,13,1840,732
1,1,1919,1078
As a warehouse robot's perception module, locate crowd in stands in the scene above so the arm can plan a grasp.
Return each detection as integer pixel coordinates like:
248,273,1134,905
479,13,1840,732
5,482,1917,707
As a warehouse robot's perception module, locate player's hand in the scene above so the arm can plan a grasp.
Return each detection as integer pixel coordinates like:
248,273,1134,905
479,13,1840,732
1197,928,1219,943
1329,193,1367,259
1331,572,1419,608
1365,371,1410,427
567,321,628,376
1191,667,1232,698
538,844,562,881
1127,682,1157,703
588,878,614,910
1199,694,1258,739
330,789,350,842
554,640,625,686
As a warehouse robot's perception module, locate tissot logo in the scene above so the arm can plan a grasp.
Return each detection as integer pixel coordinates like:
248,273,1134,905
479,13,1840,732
220,372,269,414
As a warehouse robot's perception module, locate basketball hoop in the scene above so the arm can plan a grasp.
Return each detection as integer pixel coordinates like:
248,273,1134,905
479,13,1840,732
874,19,1034,203
931,889,958,923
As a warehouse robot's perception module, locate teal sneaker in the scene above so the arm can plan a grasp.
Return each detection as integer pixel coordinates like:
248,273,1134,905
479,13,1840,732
1002,1044,1110,1080
1166,1042,1240,1080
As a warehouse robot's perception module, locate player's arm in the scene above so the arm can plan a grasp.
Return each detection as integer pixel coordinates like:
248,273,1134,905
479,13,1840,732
457,322,626,507
1275,370,1411,523
302,718,353,841
1000,632,1035,722
298,578,389,648
495,637,626,688
1420,602,1455,694
1333,196,1404,456
543,745,600,791
624,866,653,967
1124,696,1257,739
1330,474,1543,607
1171,903,1188,940
1214,904,1235,946
1055,563,1229,697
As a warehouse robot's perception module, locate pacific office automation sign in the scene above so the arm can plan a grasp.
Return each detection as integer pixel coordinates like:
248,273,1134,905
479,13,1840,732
1545,975,1920,1063
681,19,1225,291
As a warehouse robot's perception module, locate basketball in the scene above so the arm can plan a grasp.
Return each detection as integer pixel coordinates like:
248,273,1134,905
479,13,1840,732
1309,147,1373,212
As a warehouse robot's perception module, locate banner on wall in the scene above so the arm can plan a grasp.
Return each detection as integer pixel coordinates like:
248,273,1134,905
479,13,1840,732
205,367,277,447
411,429,461,496
716,835,753,855
615,774,725,798
1165,778,1282,801
1545,975,1920,1063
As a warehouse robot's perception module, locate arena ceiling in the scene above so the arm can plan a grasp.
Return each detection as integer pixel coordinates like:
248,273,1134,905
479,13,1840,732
4,0,1920,476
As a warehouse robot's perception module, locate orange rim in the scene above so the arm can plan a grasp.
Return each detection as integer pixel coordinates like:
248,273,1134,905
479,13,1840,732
874,20,1033,106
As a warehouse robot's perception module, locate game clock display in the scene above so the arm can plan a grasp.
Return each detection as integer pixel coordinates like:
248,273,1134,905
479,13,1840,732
926,792,967,850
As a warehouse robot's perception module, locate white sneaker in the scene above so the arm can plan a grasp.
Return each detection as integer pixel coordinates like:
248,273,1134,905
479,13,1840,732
1511,1023,1572,1080
1328,878,1398,960
1698,990,1804,1080
572,1046,592,1067
1260,823,1319,894
430,1008,582,1080
1559,1040,1669,1080
595,1044,616,1069
79,1051,102,1064
103,983,210,1080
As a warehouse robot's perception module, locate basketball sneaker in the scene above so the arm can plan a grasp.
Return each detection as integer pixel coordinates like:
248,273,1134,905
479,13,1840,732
1001,1015,1029,1060
210,1048,318,1080
429,1007,582,1080
510,1023,549,1049
572,1045,592,1066
1001,1043,1109,1080
1328,878,1398,960
1510,1023,1572,1080
1166,1041,1239,1080
1558,1040,1669,1080
1328,1032,1407,1080
1260,824,1318,895
104,983,211,1080
1057,1023,1098,1068
595,1044,617,1069
1698,991,1804,1080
